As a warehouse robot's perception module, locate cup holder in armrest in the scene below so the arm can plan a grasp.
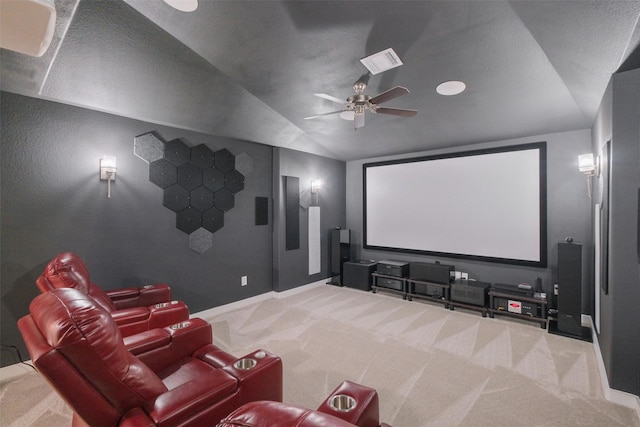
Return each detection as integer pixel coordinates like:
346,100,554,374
170,322,189,330
329,395,357,412
233,358,257,370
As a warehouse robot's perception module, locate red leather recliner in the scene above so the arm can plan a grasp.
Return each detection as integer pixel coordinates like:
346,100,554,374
217,380,392,427
35,252,189,336
18,288,283,427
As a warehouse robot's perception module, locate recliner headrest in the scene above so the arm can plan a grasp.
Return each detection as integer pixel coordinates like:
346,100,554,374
41,252,91,294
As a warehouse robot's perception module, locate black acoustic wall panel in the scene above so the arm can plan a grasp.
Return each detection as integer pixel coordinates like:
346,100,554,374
557,242,582,336
135,131,252,253
255,197,268,226
285,176,299,250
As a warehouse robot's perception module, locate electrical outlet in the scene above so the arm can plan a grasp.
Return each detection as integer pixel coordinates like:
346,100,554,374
454,271,462,279
461,272,469,280
554,283,558,295
241,276,248,286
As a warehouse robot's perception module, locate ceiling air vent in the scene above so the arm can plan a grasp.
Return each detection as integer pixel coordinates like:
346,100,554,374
360,48,403,75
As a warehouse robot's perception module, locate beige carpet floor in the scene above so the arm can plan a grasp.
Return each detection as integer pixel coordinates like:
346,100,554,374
2,284,639,426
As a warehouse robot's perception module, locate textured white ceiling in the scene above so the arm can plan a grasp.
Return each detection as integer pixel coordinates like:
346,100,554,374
2,0,639,160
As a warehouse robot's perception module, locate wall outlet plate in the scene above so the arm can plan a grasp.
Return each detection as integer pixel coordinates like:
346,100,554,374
241,276,248,286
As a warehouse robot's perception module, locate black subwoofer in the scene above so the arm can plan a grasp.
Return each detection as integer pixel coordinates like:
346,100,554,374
343,260,377,291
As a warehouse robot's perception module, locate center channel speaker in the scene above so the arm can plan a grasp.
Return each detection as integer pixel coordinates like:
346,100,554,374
409,262,454,284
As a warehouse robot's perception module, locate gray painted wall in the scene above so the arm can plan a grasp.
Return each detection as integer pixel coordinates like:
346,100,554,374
592,68,640,397
0,92,276,366
272,147,347,292
346,130,593,310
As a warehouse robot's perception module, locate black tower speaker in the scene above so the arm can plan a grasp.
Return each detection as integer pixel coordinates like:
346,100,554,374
328,228,350,285
551,242,591,341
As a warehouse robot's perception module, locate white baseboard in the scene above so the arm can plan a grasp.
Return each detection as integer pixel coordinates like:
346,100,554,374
585,315,640,420
193,279,327,318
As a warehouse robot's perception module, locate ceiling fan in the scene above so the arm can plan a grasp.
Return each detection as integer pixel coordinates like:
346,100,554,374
304,73,418,129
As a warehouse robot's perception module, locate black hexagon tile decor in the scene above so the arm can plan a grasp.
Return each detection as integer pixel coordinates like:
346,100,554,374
149,159,178,189
133,132,251,253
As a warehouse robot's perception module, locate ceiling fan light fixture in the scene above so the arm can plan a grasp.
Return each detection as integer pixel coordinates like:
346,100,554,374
360,48,403,75
340,111,355,121
436,80,466,96
163,0,198,12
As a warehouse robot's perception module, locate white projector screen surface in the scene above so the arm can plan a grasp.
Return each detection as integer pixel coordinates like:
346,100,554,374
363,143,547,266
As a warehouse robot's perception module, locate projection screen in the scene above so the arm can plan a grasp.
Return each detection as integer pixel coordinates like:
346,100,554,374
363,142,547,267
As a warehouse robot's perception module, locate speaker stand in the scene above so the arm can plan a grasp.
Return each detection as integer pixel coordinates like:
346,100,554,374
548,319,592,342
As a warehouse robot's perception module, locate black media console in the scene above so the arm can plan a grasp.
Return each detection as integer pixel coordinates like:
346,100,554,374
348,260,550,328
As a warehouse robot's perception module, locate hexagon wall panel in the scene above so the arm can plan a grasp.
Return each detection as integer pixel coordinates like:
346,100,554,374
235,152,253,175
134,132,165,163
191,144,215,170
214,148,235,172
190,186,214,212
203,167,225,192
202,208,224,233
225,170,245,194
214,188,234,212
163,184,190,212
176,206,202,234
177,163,203,190
189,228,214,254
164,139,190,166
149,159,178,189
136,132,246,253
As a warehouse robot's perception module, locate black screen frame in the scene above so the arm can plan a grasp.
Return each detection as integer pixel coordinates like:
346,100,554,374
363,142,547,267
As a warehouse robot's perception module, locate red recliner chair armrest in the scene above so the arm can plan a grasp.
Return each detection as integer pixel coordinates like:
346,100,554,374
119,408,155,427
112,302,190,338
108,284,172,310
110,307,150,325
144,369,238,426
147,301,189,330
316,381,380,427
137,283,172,307
134,318,214,372
106,287,141,310
220,349,284,404
123,328,172,355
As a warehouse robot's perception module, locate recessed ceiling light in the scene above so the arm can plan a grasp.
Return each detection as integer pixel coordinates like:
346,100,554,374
436,80,466,96
164,0,198,12
360,48,403,75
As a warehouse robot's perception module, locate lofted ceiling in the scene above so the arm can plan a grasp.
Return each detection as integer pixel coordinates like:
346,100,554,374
2,0,639,161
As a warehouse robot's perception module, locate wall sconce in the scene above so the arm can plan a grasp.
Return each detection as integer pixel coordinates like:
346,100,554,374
578,153,599,176
100,155,116,198
578,153,599,198
311,180,322,194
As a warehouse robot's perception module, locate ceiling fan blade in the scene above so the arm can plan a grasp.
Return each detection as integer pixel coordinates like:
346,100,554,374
375,107,418,117
313,93,346,105
369,86,410,105
354,112,365,129
304,110,344,120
